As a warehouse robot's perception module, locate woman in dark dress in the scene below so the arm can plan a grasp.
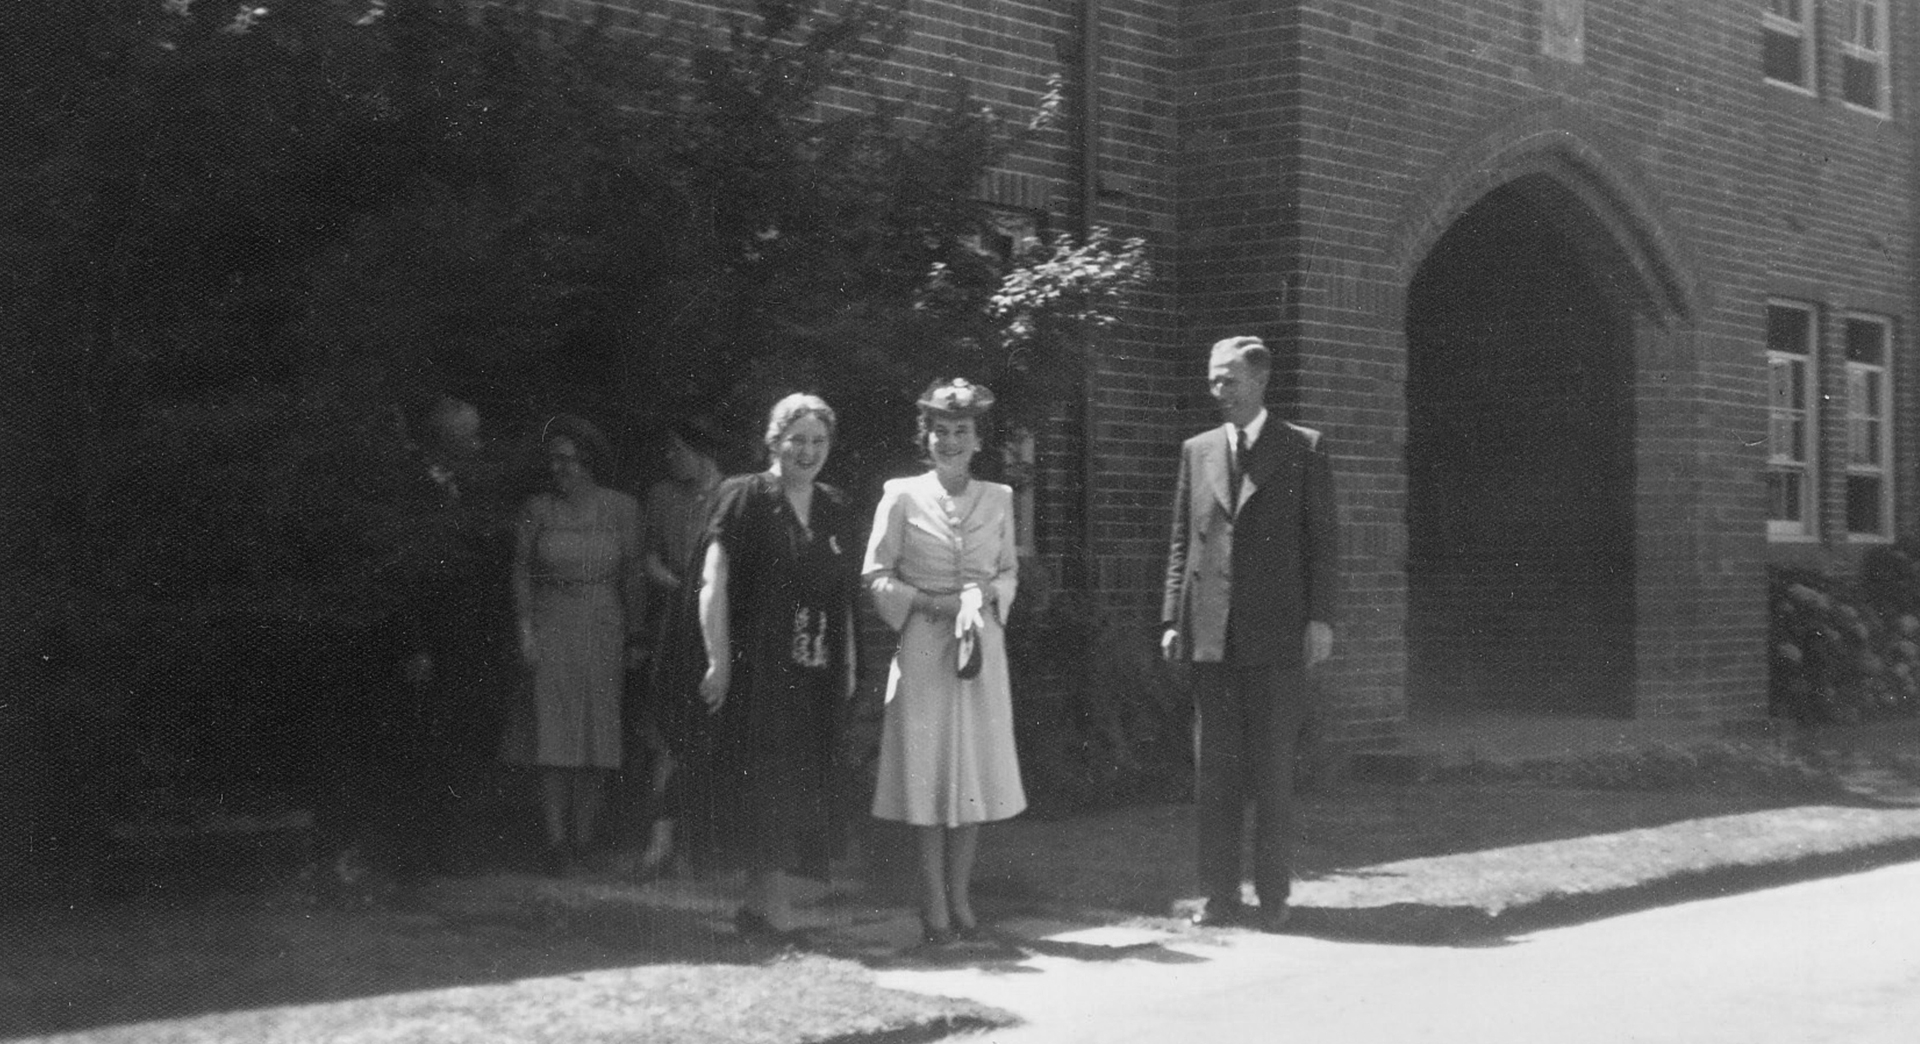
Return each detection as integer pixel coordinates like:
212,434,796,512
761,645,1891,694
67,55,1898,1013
631,415,728,878
694,393,857,936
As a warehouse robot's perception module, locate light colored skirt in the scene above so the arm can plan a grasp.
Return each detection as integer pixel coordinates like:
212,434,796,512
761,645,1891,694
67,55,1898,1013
872,610,1026,826
501,582,623,769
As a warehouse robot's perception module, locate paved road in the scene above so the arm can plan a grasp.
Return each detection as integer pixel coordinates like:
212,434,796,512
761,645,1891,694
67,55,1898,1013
879,861,1920,1044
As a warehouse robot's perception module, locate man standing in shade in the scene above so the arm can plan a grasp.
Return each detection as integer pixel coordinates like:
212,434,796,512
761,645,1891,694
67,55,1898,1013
1161,335,1338,932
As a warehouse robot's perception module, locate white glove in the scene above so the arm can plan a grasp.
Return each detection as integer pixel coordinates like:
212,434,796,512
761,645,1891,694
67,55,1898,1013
955,584,986,679
955,584,986,638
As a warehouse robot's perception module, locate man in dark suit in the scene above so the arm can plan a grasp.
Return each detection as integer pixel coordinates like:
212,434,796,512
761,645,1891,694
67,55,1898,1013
315,395,512,903
1161,335,1338,932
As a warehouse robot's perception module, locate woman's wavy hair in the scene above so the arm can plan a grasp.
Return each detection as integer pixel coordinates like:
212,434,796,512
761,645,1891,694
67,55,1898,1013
763,393,837,448
540,413,614,479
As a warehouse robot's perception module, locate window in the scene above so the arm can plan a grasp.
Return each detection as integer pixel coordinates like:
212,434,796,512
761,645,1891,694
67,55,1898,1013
967,208,1042,265
1764,0,1816,91
1845,315,1893,538
1841,0,1891,112
1540,0,1585,64
1768,301,1818,538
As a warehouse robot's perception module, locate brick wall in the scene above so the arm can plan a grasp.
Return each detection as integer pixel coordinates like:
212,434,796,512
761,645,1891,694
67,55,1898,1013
1164,1,1914,737
578,0,1917,740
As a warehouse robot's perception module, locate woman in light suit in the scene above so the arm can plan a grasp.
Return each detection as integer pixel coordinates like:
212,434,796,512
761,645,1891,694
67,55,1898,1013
863,378,1026,946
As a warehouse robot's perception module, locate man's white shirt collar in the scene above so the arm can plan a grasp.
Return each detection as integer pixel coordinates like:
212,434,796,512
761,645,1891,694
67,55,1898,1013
1230,409,1269,452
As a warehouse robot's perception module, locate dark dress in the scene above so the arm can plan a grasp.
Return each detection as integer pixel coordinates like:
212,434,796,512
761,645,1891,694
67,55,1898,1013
673,472,857,876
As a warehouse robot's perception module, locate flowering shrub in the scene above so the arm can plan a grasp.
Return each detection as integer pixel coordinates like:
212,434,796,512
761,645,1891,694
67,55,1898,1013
1770,560,1920,724
907,223,1153,430
987,227,1153,352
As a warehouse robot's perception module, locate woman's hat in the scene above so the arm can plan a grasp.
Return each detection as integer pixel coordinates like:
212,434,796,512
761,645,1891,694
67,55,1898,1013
916,378,996,417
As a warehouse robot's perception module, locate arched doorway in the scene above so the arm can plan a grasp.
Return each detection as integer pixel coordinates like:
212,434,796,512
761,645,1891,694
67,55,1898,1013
1405,175,1636,717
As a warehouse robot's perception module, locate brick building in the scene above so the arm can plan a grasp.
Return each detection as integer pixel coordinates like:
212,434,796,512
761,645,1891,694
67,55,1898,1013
618,0,1916,748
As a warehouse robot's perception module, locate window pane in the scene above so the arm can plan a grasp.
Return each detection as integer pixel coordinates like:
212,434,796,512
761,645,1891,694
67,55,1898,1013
1848,475,1886,535
1769,358,1793,408
1764,29,1806,85
1770,415,1793,461
1771,0,1803,21
1768,305,1811,354
1850,1,1882,50
1843,54,1883,108
1770,471,1802,522
1846,318,1886,363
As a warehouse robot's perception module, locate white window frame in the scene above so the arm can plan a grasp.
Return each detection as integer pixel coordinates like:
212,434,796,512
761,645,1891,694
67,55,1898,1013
1768,300,1819,540
1840,0,1892,114
966,207,1042,266
1844,314,1894,540
1764,0,1818,93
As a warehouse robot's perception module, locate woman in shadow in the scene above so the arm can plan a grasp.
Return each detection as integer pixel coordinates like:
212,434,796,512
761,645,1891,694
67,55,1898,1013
631,414,729,878
503,414,642,873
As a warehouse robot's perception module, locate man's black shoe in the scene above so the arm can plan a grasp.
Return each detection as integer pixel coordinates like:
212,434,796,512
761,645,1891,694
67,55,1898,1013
1190,898,1249,928
1255,904,1293,933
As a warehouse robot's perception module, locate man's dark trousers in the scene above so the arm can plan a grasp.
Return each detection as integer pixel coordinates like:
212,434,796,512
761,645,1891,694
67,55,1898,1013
1194,661,1307,907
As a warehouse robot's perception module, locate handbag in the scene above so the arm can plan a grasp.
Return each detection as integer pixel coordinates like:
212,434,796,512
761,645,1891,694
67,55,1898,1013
956,622,982,679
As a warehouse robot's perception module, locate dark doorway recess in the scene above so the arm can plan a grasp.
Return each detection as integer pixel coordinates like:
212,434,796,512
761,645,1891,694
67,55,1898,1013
1405,177,1636,717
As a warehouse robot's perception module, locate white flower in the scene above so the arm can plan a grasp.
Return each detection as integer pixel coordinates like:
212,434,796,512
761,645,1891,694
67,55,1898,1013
223,5,269,34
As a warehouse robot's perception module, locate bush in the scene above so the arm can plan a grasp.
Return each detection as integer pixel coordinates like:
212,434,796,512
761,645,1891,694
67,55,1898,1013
40,387,521,827
1770,555,1920,725
5,0,1154,847
1005,592,1191,816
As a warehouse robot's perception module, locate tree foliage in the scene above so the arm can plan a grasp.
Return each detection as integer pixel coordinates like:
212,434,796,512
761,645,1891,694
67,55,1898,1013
2,0,1152,821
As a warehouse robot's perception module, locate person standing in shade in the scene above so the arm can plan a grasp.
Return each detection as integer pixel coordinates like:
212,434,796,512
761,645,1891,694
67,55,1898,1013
503,414,643,874
315,394,507,902
630,414,729,877
695,393,857,938
864,378,1025,947
1161,336,1338,933
393,395,517,877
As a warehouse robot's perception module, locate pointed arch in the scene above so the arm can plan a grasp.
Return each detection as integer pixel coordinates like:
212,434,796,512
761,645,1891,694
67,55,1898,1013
1387,107,1704,327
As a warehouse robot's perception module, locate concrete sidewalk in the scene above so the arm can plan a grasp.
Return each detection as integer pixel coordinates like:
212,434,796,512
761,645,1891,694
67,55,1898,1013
441,755,1920,964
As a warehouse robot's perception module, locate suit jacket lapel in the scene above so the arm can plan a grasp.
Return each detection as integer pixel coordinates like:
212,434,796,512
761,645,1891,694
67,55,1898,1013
1240,427,1286,512
1206,425,1234,515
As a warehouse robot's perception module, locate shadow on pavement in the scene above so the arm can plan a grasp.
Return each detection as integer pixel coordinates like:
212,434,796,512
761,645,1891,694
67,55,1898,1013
0,875,787,1040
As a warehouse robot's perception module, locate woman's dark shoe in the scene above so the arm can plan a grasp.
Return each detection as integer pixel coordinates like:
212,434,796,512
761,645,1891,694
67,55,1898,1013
634,826,675,882
949,909,985,942
733,908,779,938
734,908,814,946
918,917,958,948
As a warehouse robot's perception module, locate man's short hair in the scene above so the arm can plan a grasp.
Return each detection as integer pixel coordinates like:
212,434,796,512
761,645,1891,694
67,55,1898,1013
1209,335,1272,373
404,394,476,445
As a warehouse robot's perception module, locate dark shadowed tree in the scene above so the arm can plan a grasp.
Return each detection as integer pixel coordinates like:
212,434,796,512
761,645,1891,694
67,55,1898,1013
1,0,1149,831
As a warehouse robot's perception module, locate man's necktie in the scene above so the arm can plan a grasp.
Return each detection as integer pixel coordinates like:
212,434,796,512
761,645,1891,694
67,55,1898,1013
1231,428,1248,507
